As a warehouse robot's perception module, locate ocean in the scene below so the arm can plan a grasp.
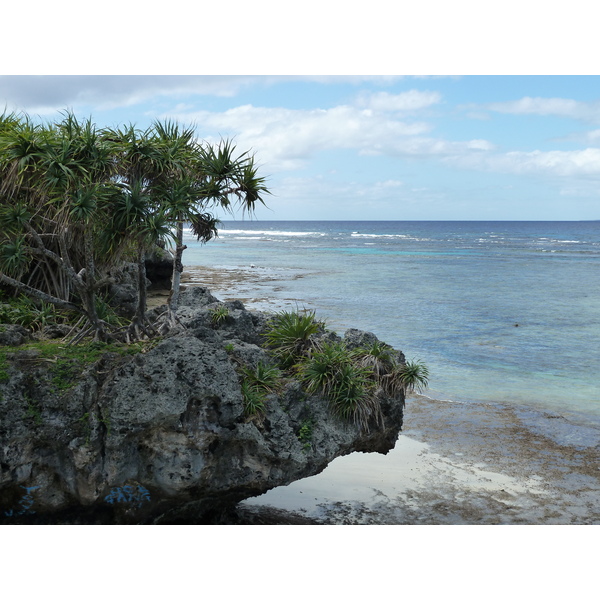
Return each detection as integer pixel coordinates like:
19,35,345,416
180,220,600,523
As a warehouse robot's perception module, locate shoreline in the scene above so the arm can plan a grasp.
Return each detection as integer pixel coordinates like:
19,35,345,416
169,264,600,525
240,394,600,524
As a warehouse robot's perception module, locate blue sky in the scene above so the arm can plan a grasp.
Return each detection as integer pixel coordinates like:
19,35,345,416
2,0,599,222
2,75,600,221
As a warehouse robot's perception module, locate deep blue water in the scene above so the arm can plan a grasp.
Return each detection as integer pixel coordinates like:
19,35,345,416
182,221,600,422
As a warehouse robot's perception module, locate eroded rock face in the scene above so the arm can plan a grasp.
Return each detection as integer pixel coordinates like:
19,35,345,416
0,288,404,524
0,324,31,347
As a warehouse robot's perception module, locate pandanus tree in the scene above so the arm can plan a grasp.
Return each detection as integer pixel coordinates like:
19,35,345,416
167,139,269,309
0,111,270,343
145,122,270,327
0,112,120,340
107,178,173,340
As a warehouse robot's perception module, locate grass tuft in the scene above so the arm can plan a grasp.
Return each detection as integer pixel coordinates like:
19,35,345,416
263,309,324,367
209,305,230,327
240,379,267,420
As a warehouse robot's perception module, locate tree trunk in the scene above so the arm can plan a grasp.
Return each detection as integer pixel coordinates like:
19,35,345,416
136,248,148,323
80,227,107,341
168,219,187,314
81,286,107,342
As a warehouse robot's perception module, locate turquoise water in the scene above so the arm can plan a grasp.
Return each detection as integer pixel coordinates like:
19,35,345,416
181,221,600,423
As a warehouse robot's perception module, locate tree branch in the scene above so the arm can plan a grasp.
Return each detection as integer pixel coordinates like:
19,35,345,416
0,272,84,314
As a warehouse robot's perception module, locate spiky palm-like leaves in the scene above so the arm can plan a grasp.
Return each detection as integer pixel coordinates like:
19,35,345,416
394,359,430,396
240,380,267,421
300,340,352,396
0,111,270,343
263,310,324,368
241,361,282,394
0,235,30,278
299,340,381,431
239,362,283,422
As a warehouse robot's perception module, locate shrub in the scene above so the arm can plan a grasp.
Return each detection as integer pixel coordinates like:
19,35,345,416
209,305,230,327
0,295,61,332
352,341,395,385
300,340,353,396
95,296,126,328
240,379,267,420
263,309,324,367
241,361,282,394
300,340,381,431
298,419,313,451
394,359,430,395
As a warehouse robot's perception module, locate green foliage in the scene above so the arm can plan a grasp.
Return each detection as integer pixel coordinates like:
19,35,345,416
298,419,313,451
394,359,430,395
351,342,430,399
299,340,379,430
24,393,42,425
0,235,31,277
293,331,430,430
209,304,230,327
46,340,146,392
298,419,312,442
241,361,282,394
0,339,147,394
299,340,354,396
240,379,267,420
260,309,430,430
94,295,126,328
263,309,324,367
0,295,62,332
239,361,284,421
326,361,378,429
0,110,270,343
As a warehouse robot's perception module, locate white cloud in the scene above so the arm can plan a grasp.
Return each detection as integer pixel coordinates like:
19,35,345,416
448,147,600,176
355,90,442,112
172,102,493,171
555,128,600,145
0,75,259,115
472,96,600,123
0,75,411,116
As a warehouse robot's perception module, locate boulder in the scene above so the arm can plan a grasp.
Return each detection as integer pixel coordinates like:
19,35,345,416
0,290,405,524
0,324,31,347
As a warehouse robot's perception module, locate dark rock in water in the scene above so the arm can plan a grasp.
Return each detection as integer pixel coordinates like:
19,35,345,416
0,287,405,524
219,504,322,525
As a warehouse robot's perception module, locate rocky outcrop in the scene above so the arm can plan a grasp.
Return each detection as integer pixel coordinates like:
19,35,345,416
0,288,405,524
104,250,174,319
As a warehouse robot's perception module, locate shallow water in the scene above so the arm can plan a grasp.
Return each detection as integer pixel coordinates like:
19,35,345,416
179,221,600,524
239,395,600,525
182,220,600,421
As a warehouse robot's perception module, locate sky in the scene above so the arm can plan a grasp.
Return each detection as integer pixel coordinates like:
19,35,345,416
1,4,599,222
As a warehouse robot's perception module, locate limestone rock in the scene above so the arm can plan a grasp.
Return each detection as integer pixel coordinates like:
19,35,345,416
0,291,405,524
0,324,31,346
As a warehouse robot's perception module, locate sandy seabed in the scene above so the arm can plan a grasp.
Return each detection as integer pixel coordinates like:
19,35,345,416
239,395,600,525
163,265,600,525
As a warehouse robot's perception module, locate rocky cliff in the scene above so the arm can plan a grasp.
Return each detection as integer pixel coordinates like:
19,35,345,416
0,288,405,524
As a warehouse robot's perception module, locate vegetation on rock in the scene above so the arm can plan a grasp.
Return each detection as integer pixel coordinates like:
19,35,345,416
262,309,429,430
0,110,269,343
